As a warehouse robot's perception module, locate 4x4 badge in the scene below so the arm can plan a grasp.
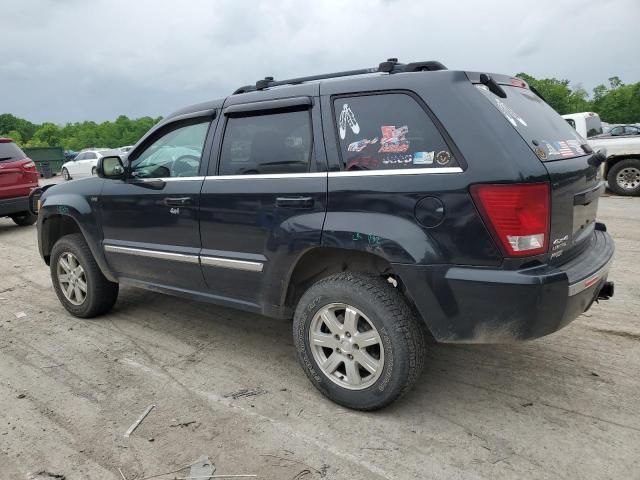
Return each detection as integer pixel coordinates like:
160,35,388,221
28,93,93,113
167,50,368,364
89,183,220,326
338,104,360,140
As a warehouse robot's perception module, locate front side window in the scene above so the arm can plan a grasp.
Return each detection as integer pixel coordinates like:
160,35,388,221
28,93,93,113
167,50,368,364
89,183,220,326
219,110,312,175
85,152,97,160
333,93,457,171
130,121,209,178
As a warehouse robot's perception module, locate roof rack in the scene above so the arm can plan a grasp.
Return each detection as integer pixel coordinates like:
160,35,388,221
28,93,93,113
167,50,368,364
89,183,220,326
232,58,447,94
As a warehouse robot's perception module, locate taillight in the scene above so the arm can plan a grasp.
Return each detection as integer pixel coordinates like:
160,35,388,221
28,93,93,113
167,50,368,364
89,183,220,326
471,183,550,257
23,161,36,170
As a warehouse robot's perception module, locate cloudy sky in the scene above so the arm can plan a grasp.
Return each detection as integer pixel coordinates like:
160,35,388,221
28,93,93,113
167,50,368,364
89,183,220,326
2,0,639,123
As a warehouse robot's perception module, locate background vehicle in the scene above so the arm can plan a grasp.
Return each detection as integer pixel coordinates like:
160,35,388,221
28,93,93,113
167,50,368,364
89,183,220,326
61,149,109,180
0,138,39,226
33,60,615,410
563,113,640,196
603,125,640,137
119,145,133,153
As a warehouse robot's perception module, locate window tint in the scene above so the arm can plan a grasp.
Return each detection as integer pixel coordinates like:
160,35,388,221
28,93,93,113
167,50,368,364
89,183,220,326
85,152,97,159
219,110,312,175
130,121,209,178
74,153,86,160
625,126,639,135
0,141,25,162
333,94,456,171
476,85,592,159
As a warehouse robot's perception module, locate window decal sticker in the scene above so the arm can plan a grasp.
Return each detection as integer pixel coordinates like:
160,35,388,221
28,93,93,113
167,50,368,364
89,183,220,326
534,147,547,160
413,151,435,165
347,137,378,152
494,98,527,127
543,141,560,156
436,151,451,165
378,125,409,153
382,154,413,165
339,104,360,140
556,141,574,157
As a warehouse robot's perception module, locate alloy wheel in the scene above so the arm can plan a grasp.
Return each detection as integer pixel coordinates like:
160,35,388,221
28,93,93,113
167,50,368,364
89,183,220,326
57,252,88,305
309,303,384,390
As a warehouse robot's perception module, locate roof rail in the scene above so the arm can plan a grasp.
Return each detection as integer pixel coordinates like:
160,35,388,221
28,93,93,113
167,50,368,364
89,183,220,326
232,58,447,95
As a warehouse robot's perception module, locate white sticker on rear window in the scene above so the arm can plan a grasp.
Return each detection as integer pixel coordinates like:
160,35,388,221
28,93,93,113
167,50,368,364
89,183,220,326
338,104,360,140
494,98,527,127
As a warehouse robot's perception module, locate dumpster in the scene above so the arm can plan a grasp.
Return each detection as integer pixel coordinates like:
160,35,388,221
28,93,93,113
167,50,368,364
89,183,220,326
22,147,66,177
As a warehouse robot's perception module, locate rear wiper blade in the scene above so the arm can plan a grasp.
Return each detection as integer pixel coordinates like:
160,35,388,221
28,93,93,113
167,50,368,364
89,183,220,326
0,157,13,161
480,73,507,98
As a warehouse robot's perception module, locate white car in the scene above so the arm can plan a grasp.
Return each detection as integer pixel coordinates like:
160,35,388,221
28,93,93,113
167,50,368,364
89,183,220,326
61,150,109,180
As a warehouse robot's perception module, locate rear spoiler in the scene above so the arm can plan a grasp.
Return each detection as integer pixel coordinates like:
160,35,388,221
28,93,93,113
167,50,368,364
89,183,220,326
465,71,546,101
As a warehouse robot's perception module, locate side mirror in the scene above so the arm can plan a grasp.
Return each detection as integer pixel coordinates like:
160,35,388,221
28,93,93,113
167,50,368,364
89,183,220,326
97,155,126,179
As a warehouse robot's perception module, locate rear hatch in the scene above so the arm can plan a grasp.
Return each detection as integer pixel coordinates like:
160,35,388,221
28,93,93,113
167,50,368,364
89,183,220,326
0,140,39,199
468,73,602,264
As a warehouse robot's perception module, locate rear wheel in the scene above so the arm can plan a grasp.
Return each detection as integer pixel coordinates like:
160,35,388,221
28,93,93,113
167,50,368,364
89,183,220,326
50,233,119,318
608,159,640,196
62,168,71,181
293,272,426,410
11,212,37,226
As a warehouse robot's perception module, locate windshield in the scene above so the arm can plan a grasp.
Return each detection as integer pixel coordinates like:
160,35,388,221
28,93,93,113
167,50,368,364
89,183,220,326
0,142,26,162
475,85,589,161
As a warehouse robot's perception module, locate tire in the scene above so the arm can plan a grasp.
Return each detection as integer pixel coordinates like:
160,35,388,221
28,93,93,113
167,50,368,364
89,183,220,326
50,233,119,318
607,159,640,196
11,211,37,226
91,167,97,176
62,168,71,181
293,272,426,410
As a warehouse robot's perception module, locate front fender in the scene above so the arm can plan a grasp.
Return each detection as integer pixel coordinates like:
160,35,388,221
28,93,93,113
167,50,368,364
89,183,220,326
37,181,116,282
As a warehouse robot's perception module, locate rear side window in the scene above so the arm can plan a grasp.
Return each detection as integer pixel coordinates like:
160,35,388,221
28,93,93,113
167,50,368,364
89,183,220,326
476,85,589,160
333,94,458,171
219,110,312,175
0,142,26,162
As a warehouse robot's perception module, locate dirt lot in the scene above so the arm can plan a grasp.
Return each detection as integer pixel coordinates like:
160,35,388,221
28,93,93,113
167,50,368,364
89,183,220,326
1,191,639,480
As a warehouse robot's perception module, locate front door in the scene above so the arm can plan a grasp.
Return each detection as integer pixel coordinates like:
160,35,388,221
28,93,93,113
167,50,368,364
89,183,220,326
199,95,327,311
100,115,215,292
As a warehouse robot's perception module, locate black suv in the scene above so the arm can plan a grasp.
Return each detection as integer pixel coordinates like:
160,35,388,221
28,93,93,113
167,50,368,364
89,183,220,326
32,60,615,410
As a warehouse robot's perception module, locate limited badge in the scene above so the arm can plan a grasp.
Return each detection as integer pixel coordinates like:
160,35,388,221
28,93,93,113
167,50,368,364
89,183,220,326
534,147,547,160
435,150,451,165
413,151,434,165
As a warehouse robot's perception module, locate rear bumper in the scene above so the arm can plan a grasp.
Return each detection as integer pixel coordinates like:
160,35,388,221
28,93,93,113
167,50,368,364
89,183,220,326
0,196,30,217
394,229,615,343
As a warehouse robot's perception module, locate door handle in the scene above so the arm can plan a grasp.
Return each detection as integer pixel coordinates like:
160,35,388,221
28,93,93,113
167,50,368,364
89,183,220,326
275,196,314,208
164,196,192,207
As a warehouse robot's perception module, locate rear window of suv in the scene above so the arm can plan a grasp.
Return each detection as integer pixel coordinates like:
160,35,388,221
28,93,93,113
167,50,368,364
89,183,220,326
475,85,590,161
333,93,459,171
0,141,26,162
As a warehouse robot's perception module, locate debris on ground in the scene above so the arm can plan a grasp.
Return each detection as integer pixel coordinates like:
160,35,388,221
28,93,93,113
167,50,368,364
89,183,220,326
27,471,66,479
170,419,197,428
14,311,27,319
188,454,215,479
224,388,267,400
123,404,156,438
17,393,26,399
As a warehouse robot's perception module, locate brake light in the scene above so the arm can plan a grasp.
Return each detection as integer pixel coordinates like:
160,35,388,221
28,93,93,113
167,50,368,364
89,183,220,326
471,183,550,257
511,77,528,89
23,161,36,170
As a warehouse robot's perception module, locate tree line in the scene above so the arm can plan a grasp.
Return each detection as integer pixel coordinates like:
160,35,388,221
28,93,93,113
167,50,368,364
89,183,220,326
1,73,638,151
0,114,161,151
516,73,639,123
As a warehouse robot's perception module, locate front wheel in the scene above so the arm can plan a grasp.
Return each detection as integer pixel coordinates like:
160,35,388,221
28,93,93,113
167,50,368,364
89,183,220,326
91,166,97,176
608,159,640,196
62,168,71,181
50,233,119,318
293,272,426,410
11,212,37,226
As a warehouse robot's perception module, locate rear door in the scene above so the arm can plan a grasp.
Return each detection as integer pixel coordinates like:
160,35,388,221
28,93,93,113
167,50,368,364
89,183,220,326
0,141,30,198
100,114,215,291
198,94,327,309
473,77,602,263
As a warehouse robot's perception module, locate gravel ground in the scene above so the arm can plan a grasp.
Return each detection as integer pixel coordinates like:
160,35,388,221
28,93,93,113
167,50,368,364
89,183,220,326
0,190,638,480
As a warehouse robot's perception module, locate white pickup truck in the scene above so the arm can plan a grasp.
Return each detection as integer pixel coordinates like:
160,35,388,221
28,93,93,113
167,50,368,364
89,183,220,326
563,112,640,196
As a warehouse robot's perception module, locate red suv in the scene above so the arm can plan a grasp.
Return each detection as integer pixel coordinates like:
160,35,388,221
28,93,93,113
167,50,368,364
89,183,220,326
0,138,39,226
